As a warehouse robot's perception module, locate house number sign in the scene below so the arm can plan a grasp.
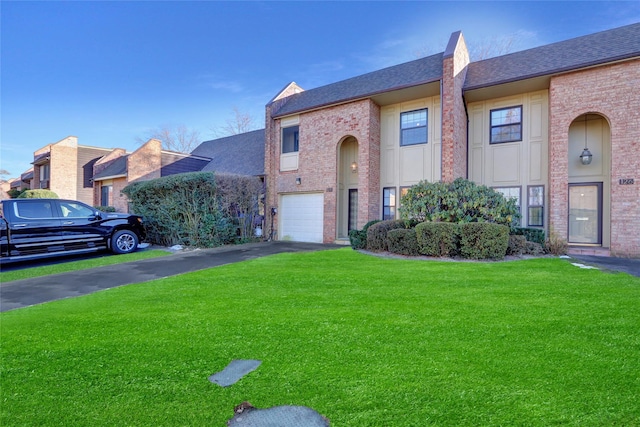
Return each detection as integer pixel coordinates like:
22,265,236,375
619,178,635,185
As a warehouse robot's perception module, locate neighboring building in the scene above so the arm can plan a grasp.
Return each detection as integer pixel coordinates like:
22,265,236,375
263,23,640,257
192,129,266,177
31,136,114,205
92,139,211,212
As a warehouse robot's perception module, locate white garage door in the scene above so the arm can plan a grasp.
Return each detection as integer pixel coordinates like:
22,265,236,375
280,193,324,243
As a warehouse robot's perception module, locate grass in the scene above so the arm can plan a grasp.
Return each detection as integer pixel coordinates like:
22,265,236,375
1,248,639,426
0,249,170,283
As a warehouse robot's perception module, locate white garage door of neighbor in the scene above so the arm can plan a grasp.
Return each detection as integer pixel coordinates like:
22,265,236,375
280,193,324,243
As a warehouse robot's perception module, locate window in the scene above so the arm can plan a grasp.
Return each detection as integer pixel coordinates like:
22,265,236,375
16,201,55,219
383,187,396,220
527,185,544,227
40,164,50,180
490,106,522,143
101,185,112,207
400,109,428,146
59,201,95,218
282,126,299,153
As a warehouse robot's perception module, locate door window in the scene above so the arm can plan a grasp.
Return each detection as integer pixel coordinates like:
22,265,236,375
568,183,602,244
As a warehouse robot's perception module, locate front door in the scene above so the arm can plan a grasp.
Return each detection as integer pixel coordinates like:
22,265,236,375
568,183,602,244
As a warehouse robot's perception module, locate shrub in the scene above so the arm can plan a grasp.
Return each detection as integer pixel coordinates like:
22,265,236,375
512,227,545,245
95,206,116,213
123,172,261,247
415,222,460,257
348,220,380,250
17,189,59,199
507,235,527,256
7,188,25,199
366,220,407,252
545,229,568,255
459,222,509,260
400,178,520,230
386,228,420,256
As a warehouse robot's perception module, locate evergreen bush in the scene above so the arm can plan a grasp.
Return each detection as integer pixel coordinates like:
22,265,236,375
17,189,59,199
366,220,407,252
415,222,460,257
459,222,509,259
386,228,420,256
512,227,545,245
400,178,520,230
348,220,380,250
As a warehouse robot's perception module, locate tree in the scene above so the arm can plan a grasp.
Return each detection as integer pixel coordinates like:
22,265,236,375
0,168,10,184
136,124,201,153
210,106,259,138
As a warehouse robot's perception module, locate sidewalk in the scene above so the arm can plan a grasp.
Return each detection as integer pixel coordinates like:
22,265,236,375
0,241,342,312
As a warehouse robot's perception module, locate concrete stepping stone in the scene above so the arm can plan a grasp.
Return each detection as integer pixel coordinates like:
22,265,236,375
228,403,330,426
209,360,261,387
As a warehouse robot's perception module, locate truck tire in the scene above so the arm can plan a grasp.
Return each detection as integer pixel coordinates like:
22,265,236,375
111,230,139,254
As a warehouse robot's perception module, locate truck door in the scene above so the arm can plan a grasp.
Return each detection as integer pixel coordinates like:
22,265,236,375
57,200,107,250
8,200,62,256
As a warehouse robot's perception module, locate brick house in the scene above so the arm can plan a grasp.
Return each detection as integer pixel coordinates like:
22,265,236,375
92,138,211,212
30,136,114,205
263,23,640,257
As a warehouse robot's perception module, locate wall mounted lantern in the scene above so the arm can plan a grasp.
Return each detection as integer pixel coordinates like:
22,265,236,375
295,177,301,185
351,161,358,173
580,114,593,165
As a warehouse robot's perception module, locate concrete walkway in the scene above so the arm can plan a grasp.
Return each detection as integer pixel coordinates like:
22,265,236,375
568,254,640,278
0,241,342,312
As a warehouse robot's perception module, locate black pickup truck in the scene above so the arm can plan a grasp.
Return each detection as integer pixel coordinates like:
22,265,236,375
0,198,146,263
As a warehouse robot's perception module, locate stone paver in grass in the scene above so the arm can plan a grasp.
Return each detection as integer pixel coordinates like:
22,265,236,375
209,359,261,387
228,402,330,426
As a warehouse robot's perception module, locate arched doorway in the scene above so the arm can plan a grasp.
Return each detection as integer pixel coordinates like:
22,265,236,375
567,113,611,247
337,136,359,239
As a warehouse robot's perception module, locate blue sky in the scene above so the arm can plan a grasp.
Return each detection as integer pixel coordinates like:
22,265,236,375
1,1,639,179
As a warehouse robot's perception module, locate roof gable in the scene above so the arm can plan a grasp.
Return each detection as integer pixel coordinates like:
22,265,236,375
271,53,444,117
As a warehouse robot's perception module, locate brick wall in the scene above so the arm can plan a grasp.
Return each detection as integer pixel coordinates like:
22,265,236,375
266,99,380,242
441,32,469,182
549,59,640,257
128,139,162,183
50,138,79,200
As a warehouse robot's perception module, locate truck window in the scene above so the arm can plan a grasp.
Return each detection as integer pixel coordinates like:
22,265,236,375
59,202,95,218
15,202,55,219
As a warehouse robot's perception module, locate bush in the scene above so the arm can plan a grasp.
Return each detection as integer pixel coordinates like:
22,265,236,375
400,178,520,230
348,220,380,250
95,206,116,213
123,172,262,248
459,222,509,260
7,188,24,199
386,228,420,256
545,229,568,255
512,227,545,245
415,222,460,257
507,235,527,256
17,189,59,199
366,220,408,252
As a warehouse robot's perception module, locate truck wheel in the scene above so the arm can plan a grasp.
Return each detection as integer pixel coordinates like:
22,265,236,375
112,230,138,254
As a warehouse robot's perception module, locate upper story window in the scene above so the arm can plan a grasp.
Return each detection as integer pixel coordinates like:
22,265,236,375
490,106,522,144
40,164,50,180
282,126,299,153
400,109,428,146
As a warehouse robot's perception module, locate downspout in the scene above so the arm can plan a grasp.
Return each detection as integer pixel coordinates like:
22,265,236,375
439,78,444,182
462,92,469,179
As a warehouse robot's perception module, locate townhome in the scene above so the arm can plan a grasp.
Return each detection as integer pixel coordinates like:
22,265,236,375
263,23,640,257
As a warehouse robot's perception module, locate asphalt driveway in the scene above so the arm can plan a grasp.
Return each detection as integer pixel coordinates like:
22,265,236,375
0,241,342,312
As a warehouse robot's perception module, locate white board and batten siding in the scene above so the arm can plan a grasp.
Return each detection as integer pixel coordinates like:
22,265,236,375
279,193,324,243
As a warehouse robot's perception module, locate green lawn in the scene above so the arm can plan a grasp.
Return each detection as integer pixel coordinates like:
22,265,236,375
0,249,170,283
1,249,639,426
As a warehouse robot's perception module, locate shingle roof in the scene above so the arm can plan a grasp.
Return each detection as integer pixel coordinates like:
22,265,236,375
93,156,127,180
161,152,211,177
465,22,640,90
192,129,265,176
271,53,444,117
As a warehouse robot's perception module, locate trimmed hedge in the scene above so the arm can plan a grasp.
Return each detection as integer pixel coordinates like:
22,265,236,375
348,220,381,250
366,220,408,252
459,222,509,259
386,228,420,256
512,227,545,245
415,222,460,257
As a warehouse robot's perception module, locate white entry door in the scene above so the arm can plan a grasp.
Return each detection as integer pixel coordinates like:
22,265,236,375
279,193,324,243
